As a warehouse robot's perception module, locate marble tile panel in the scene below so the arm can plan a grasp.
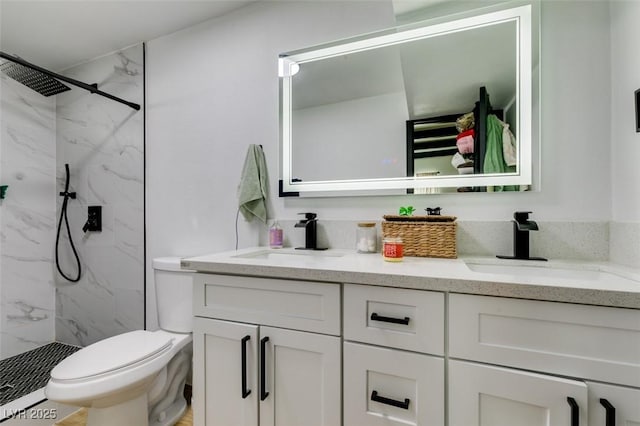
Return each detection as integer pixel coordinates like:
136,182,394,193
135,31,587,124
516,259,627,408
0,319,54,359
55,284,115,347
0,204,56,251
114,203,144,264
54,44,144,346
0,76,56,129
113,288,144,333
54,246,113,300
1,66,57,360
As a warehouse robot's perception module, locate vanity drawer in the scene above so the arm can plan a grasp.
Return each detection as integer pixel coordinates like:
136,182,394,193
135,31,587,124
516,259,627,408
344,284,444,355
449,294,640,387
343,342,445,426
193,273,340,335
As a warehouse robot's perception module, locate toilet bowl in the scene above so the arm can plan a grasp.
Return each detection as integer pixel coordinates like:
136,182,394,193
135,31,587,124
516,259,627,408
45,257,194,426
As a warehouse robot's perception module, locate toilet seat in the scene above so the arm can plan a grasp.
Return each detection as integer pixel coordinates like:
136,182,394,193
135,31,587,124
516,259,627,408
51,330,173,382
45,330,190,406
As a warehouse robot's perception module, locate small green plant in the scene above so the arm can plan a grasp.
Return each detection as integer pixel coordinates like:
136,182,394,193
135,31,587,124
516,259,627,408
398,206,415,216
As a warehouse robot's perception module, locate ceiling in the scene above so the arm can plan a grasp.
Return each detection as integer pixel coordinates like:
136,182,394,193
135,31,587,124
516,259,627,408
0,0,445,73
0,0,256,71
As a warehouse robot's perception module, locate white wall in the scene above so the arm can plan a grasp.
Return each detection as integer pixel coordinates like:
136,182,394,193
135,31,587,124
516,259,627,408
608,0,640,267
146,1,613,325
145,1,397,327
279,1,611,222
610,0,640,222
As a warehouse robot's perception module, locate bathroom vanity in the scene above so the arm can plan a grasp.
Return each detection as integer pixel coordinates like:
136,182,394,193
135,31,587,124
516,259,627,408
183,249,640,426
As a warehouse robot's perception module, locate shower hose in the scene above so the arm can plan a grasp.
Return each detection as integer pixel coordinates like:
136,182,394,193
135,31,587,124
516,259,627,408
55,164,81,282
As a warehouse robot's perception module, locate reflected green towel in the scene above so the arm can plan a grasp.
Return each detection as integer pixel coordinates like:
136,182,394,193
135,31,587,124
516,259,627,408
484,115,517,192
238,145,268,223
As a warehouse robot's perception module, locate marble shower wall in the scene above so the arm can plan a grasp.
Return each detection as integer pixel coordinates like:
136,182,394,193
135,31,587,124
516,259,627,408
55,44,144,347
0,74,57,359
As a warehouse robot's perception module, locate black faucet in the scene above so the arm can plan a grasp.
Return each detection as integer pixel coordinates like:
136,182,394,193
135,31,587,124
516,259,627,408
497,211,547,261
295,212,327,250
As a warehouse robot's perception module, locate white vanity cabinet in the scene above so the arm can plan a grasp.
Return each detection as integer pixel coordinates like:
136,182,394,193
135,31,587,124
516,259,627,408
187,255,640,426
449,360,588,426
342,284,446,426
192,274,341,426
449,293,640,426
587,382,640,426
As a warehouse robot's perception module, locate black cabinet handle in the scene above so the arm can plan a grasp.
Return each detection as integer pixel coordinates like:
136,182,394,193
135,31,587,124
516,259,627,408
567,397,579,426
370,313,410,325
371,390,410,410
260,337,269,401
241,335,251,399
600,398,616,426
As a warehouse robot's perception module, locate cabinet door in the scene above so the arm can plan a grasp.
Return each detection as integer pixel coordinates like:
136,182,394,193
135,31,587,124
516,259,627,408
259,326,341,426
343,342,445,426
588,382,640,426
193,317,258,426
449,360,588,426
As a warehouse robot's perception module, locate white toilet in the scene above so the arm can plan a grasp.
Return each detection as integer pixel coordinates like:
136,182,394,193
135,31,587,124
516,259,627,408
45,257,194,426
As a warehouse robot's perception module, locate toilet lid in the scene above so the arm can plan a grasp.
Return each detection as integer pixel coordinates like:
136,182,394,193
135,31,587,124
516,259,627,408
51,330,173,381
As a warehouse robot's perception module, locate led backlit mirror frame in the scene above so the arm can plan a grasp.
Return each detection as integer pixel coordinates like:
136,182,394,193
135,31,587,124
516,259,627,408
280,4,534,194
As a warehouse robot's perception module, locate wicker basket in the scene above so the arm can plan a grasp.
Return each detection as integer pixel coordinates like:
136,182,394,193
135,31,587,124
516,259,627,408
382,215,457,258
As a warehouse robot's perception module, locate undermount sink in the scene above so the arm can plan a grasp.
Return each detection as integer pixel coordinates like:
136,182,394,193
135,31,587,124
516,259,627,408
233,248,347,261
465,260,639,286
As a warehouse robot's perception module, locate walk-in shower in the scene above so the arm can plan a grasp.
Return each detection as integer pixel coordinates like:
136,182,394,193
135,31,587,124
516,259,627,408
0,45,145,416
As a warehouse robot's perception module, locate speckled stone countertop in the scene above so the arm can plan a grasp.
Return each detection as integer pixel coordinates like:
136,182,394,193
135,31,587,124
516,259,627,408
182,248,640,309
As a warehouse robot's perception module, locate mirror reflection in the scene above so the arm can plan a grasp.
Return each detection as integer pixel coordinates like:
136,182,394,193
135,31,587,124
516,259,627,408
280,4,535,195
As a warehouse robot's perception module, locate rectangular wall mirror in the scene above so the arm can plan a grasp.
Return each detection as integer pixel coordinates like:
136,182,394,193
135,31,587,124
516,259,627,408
279,2,539,196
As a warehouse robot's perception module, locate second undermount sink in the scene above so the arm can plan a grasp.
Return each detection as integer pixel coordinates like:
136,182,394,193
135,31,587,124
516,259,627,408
465,260,639,286
233,248,347,261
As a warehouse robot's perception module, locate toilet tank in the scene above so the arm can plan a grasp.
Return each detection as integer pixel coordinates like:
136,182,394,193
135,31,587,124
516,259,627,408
153,257,194,333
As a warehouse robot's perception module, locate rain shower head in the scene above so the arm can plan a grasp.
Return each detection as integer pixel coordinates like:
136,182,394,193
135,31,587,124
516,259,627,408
0,51,140,110
0,59,71,96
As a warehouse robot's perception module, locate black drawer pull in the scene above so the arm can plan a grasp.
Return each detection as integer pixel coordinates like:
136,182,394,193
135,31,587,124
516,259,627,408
260,337,269,401
371,390,410,410
370,313,410,325
567,397,579,426
241,335,251,399
600,398,615,426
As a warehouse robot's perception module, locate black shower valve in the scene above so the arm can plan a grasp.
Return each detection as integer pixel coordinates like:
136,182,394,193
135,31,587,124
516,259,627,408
83,205,102,233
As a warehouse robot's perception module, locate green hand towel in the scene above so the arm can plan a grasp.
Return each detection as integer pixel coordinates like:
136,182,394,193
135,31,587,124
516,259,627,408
238,144,268,223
